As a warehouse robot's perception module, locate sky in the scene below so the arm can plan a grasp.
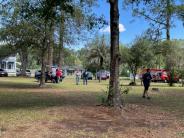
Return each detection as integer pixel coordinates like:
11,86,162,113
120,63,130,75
92,0,184,45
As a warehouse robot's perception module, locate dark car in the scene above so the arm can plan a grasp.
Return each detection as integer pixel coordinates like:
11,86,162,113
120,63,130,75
81,71,93,80
0,69,8,77
34,70,41,80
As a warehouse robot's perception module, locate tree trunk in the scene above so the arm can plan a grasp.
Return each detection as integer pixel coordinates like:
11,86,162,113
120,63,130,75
39,24,48,87
100,57,103,69
166,0,171,41
19,47,28,76
107,0,123,107
47,42,53,71
39,48,47,87
133,73,136,85
166,0,173,86
58,12,65,69
47,23,54,72
169,67,174,86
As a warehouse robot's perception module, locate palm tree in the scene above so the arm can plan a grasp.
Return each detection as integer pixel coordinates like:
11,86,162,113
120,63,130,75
87,35,110,70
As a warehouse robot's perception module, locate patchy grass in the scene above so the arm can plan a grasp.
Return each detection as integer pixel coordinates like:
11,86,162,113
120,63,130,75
0,76,184,138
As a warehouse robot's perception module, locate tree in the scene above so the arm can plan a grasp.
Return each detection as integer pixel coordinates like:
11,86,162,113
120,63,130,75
160,40,184,85
50,0,105,69
107,0,123,107
86,35,110,70
127,37,154,85
119,44,131,77
0,0,35,76
125,0,178,41
125,0,184,86
175,4,184,25
53,47,80,67
0,44,14,59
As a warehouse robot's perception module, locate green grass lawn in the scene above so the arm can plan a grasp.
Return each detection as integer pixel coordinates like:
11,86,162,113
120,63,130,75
0,76,184,138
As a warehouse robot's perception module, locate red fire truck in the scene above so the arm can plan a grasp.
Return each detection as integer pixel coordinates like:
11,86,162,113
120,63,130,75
141,68,179,83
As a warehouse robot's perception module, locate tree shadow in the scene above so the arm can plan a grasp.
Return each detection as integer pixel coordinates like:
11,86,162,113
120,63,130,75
0,91,99,110
0,81,52,89
124,91,184,116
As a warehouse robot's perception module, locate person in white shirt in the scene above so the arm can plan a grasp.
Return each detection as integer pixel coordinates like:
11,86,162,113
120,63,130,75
75,69,81,85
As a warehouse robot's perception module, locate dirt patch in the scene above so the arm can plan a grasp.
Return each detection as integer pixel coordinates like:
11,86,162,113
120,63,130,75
2,104,183,138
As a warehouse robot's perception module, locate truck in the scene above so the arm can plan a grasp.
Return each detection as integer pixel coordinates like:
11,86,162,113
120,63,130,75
140,68,179,83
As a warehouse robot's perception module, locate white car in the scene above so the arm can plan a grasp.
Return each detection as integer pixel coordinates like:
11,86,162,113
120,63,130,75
16,69,31,77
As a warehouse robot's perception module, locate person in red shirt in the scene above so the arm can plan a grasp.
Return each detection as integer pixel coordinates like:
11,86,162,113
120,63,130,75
56,69,62,83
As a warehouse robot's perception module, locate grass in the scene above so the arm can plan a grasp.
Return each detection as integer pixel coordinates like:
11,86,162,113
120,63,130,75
0,77,104,124
0,76,184,137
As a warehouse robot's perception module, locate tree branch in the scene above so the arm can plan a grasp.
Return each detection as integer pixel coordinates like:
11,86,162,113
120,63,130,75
136,10,167,26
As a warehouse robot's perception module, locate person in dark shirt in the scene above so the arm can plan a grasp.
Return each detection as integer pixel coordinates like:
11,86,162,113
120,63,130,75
82,69,88,85
142,68,152,99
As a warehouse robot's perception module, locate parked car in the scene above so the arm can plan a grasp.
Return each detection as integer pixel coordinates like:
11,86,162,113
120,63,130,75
96,70,109,80
0,69,8,77
81,71,93,80
16,69,31,77
34,70,41,80
87,72,93,80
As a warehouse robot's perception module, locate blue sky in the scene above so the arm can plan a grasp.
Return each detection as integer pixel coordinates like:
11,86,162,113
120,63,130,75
93,0,184,45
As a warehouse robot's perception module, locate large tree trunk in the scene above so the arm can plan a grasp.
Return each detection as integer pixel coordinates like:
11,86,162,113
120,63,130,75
47,23,54,72
39,48,47,87
58,12,65,69
107,0,123,107
39,24,48,87
19,47,28,76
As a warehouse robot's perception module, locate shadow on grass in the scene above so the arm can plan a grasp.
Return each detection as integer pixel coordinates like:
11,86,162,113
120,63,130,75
119,83,183,88
0,81,50,89
0,91,99,110
124,92,184,117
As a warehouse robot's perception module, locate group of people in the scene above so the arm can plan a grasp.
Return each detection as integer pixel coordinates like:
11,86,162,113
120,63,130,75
46,68,62,83
74,68,153,99
75,69,89,85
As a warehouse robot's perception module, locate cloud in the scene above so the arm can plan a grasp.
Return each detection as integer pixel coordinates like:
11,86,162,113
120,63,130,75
100,23,126,33
119,24,126,32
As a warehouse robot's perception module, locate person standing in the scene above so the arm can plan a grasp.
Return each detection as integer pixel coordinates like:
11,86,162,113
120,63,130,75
56,69,62,83
142,68,152,99
75,69,81,85
82,69,88,85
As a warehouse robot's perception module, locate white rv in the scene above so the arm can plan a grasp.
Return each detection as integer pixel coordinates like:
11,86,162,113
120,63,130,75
0,56,16,76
